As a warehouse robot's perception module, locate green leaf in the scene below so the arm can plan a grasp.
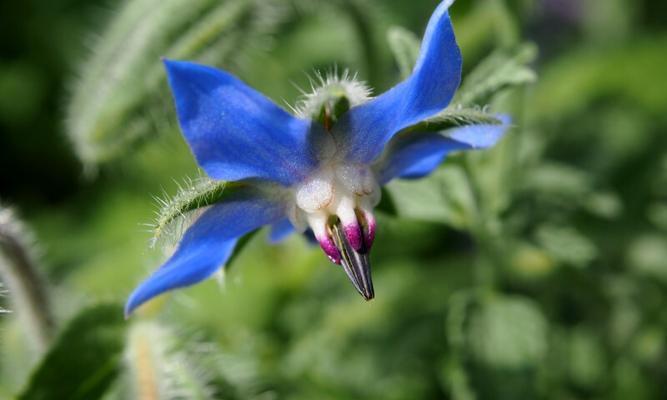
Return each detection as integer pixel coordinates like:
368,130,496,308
627,235,667,282
400,107,502,135
387,26,420,79
455,43,537,106
18,304,126,400
66,0,285,165
565,328,606,388
386,165,476,230
648,203,667,231
467,295,548,369
534,36,667,121
520,162,592,204
452,0,521,62
440,357,476,400
536,225,598,269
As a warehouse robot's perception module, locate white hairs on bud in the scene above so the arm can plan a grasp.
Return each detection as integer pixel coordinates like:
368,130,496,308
292,68,373,119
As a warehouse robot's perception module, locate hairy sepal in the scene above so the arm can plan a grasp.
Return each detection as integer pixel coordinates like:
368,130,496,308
294,70,371,127
399,107,503,136
151,178,243,247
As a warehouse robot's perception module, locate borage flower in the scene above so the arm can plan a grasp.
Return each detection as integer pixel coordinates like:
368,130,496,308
125,0,510,316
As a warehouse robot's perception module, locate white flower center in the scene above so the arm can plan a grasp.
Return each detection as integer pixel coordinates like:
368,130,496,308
290,163,380,235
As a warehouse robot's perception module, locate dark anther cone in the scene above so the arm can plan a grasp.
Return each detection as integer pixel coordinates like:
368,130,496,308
331,222,375,300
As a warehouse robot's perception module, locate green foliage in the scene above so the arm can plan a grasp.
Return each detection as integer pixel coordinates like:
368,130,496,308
455,44,537,106
122,322,216,399
386,165,477,230
563,328,606,388
0,205,55,354
66,0,285,166
467,295,548,369
18,304,126,400
534,36,667,120
627,235,667,282
387,26,420,79
535,225,598,269
2,0,667,399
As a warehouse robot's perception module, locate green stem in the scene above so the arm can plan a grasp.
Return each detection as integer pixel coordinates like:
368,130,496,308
0,207,55,354
340,0,381,87
461,159,500,291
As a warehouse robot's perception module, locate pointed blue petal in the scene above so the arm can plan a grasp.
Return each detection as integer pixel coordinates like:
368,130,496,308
125,188,287,316
334,0,461,164
377,133,465,184
377,116,511,184
165,60,318,186
446,114,511,148
268,219,295,244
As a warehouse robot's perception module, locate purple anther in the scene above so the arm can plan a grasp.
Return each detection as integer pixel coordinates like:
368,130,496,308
318,235,342,265
362,211,376,251
344,223,364,252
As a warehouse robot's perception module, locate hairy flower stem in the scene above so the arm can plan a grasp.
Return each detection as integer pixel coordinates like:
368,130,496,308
129,327,161,400
125,322,216,400
0,208,55,353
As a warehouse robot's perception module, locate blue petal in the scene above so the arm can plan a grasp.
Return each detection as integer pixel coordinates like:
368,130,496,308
334,0,461,164
165,60,318,186
377,116,511,184
445,114,511,148
268,219,295,244
125,188,287,316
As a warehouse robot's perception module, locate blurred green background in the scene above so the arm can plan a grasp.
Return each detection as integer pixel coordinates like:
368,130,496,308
1,0,667,399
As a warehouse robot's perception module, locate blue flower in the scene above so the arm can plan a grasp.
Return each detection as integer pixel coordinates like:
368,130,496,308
125,0,510,316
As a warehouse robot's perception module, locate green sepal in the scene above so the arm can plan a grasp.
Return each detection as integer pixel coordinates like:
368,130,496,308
314,94,351,129
400,108,503,136
153,178,244,244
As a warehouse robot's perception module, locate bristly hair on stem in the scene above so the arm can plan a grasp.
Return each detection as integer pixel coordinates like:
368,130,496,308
124,322,267,399
0,203,55,354
0,282,9,314
66,0,290,168
124,322,217,400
